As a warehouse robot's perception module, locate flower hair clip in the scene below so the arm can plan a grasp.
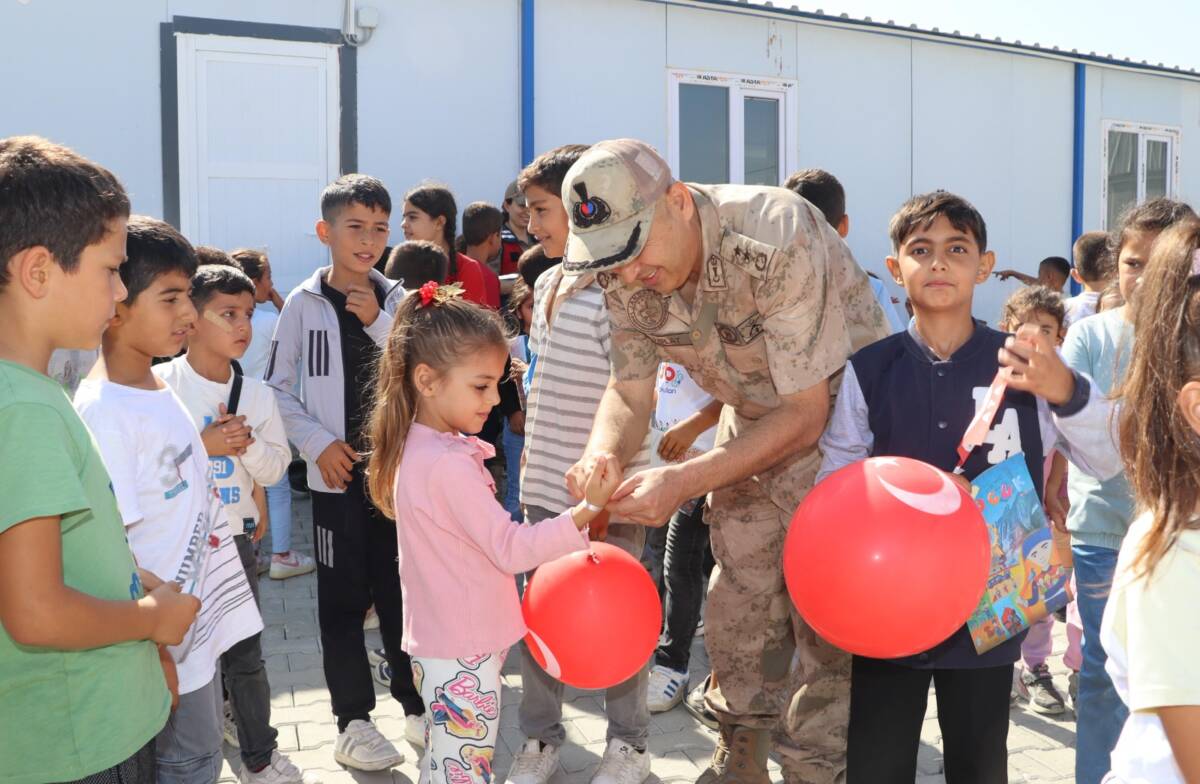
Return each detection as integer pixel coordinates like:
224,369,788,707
418,281,466,308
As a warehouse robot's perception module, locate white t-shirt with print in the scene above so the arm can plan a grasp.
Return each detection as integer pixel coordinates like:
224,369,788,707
74,379,263,694
155,357,290,532
1101,512,1200,784
650,363,717,468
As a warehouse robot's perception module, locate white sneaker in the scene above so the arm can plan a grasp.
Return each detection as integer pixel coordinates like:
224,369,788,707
405,714,427,748
372,660,392,690
333,720,404,771
223,701,240,748
239,751,322,783
591,739,650,784
363,606,380,630
508,738,559,784
270,551,316,580
366,647,387,666
646,665,689,713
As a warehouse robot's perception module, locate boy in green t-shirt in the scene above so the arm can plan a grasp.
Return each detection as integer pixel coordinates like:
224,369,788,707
0,136,199,784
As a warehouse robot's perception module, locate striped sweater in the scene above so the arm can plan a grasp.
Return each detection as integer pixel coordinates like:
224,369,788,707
520,266,650,514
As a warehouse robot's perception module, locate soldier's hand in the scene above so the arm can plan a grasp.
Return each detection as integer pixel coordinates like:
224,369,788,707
606,466,681,527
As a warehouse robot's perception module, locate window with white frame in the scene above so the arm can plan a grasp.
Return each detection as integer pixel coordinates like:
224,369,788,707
1102,120,1180,229
668,69,797,186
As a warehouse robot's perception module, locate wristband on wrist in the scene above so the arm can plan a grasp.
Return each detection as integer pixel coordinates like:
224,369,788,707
582,501,604,513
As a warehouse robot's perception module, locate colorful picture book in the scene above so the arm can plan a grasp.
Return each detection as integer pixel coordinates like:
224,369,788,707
966,453,1071,654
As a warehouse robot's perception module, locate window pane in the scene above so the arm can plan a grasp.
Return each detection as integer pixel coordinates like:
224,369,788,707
1146,139,1169,199
679,84,729,183
1106,130,1138,229
744,97,780,186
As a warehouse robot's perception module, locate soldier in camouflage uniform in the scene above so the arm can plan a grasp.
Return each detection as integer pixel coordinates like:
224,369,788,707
559,140,888,784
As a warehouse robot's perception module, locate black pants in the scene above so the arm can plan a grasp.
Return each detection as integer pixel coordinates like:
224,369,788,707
311,472,424,726
649,500,711,673
847,656,1012,784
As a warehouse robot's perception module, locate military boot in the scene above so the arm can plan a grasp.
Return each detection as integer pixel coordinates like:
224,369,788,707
696,725,770,784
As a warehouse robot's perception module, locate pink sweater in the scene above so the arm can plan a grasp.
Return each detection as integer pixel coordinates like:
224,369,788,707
392,422,589,658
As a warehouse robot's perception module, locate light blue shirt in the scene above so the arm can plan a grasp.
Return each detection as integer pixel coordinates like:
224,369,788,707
1061,308,1135,550
869,275,908,334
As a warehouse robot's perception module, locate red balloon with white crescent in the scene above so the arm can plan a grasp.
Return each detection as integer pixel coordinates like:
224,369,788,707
783,456,990,659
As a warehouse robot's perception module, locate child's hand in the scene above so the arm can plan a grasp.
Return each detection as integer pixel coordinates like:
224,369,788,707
998,325,1075,406
146,582,200,646
584,455,623,509
1045,495,1068,533
509,358,528,381
201,404,254,457
138,568,164,593
316,440,359,490
658,420,701,462
158,644,180,711
346,284,381,327
508,410,526,437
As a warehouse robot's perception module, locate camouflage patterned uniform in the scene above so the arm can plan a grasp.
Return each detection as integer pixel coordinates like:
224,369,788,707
600,184,889,783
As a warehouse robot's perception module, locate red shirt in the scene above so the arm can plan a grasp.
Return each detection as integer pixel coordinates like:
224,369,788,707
446,253,496,309
478,259,502,309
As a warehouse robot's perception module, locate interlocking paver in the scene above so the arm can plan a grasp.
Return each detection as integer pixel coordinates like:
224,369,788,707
218,495,1080,783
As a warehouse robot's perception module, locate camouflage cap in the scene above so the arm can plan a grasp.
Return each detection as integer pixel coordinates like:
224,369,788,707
561,139,672,274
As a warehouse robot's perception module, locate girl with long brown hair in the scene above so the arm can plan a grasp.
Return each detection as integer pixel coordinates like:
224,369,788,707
1102,217,1200,783
364,283,622,782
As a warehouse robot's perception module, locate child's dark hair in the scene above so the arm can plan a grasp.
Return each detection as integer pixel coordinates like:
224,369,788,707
1073,231,1112,283
122,216,198,304
889,191,987,253
366,292,508,518
1039,256,1071,280
0,135,130,293
508,277,533,319
404,183,459,276
195,245,238,268
230,248,267,281
462,202,504,246
385,240,448,286
784,168,845,227
1118,216,1200,578
999,285,1064,333
1110,198,1196,259
190,264,255,310
518,144,590,197
321,173,392,221
518,243,557,287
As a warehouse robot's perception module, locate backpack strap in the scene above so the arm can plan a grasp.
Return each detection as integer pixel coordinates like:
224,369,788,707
227,360,244,415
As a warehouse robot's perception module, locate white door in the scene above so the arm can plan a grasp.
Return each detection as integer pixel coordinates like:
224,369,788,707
176,33,340,296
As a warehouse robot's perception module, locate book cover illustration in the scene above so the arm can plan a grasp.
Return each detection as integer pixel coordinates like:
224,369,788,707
966,453,1070,654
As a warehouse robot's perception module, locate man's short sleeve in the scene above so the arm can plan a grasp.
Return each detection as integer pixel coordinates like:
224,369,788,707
0,404,89,533
1124,541,1200,712
755,241,851,396
605,291,663,382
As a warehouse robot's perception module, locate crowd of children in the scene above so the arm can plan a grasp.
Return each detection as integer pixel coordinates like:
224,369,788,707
3,127,1199,784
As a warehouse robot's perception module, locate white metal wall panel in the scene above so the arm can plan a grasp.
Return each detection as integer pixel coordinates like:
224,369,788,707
536,0,667,154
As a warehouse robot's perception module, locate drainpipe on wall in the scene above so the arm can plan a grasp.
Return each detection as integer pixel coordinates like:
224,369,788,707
1069,62,1086,296
521,0,535,166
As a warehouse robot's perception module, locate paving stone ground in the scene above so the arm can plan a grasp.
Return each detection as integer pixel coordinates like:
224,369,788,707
220,496,1078,784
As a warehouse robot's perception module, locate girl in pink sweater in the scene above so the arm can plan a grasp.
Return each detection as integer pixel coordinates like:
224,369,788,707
366,283,620,783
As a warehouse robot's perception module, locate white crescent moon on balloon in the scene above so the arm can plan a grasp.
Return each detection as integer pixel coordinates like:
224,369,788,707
526,629,562,679
871,458,962,516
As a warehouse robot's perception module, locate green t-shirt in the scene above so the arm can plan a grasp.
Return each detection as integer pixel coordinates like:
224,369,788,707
0,360,168,783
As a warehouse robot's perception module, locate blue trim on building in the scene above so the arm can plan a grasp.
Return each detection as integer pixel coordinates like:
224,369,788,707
520,0,535,166
1070,63,1086,295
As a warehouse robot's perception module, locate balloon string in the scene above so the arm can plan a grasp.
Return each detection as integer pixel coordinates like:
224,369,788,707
954,369,1009,474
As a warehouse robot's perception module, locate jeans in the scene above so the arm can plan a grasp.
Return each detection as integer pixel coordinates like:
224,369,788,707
222,535,278,770
1073,545,1126,784
653,501,710,674
156,674,223,784
265,475,293,554
501,421,524,522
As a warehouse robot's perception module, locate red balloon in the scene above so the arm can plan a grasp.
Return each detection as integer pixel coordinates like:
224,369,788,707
522,542,662,689
783,457,989,659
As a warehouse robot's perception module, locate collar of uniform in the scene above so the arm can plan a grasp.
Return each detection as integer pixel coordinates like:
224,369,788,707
689,185,726,293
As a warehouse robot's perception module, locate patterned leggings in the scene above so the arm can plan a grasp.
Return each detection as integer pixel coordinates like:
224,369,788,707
412,651,505,784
